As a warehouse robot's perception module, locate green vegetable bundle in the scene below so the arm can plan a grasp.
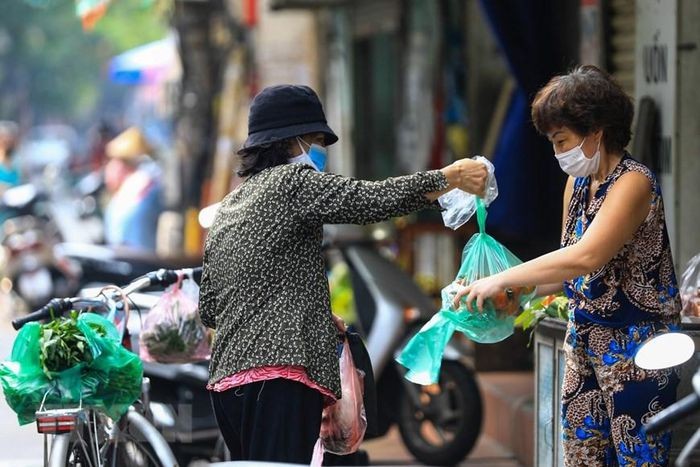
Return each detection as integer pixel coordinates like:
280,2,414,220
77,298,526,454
514,293,570,345
0,312,143,425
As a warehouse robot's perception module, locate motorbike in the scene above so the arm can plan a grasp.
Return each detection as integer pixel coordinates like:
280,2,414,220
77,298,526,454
57,241,200,290
324,224,482,466
97,221,481,466
0,184,81,313
636,329,699,466
0,182,180,315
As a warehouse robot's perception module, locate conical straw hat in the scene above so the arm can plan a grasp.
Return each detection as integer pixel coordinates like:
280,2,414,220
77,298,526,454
106,127,152,160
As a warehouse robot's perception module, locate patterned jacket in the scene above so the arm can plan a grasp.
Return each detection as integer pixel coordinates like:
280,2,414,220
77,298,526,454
199,163,448,397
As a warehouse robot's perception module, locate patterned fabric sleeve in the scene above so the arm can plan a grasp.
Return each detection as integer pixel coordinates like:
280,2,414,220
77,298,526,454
198,249,217,329
284,164,449,225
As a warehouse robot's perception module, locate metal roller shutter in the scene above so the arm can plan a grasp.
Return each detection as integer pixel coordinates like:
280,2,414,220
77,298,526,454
608,0,636,95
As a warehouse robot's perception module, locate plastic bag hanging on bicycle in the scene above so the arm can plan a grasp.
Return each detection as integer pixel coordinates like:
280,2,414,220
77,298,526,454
0,312,143,425
139,272,211,363
396,199,535,385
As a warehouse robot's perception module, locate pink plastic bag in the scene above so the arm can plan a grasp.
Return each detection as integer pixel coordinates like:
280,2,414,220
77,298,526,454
139,273,211,363
315,338,367,462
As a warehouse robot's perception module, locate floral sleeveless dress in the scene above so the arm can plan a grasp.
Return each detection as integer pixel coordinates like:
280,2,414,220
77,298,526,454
559,155,681,466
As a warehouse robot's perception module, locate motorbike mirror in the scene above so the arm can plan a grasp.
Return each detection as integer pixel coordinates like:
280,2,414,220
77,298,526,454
634,332,695,370
2,184,37,208
198,202,221,229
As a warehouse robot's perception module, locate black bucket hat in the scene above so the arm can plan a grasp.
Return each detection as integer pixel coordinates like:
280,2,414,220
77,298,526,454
238,84,338,154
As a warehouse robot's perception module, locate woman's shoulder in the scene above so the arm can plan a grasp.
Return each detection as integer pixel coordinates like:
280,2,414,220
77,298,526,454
619,154,655,182
254,162,315,183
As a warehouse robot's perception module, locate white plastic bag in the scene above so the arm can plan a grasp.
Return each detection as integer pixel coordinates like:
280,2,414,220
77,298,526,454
438,155,498,230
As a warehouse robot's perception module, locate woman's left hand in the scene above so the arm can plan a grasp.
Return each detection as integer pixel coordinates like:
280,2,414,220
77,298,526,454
452,275,505,312
332,314,347,333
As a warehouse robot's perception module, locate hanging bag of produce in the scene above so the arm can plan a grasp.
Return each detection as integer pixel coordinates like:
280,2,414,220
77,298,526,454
311,337,367,466
139,272,211,363
396,199,535,385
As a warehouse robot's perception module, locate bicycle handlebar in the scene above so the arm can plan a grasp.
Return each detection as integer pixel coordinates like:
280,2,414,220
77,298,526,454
12,298,73,330
11,266,203,330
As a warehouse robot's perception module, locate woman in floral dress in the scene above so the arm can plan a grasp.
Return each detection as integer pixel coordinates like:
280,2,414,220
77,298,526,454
454,65,681,466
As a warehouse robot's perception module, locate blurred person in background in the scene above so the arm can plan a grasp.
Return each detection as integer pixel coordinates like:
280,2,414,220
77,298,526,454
0,120,20,193
199,84,488,464
103,127,162,251
87,120,117,173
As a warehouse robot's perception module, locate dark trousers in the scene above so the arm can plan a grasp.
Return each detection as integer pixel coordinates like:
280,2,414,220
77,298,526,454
210,378,323,464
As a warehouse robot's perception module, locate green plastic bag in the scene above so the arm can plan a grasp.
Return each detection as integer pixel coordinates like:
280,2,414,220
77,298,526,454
396,199,534,385
0,312,143,425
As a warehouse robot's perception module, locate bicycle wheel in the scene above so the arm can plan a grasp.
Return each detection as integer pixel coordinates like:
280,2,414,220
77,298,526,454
115,410,179,466
49,410,178,467
49,433,96,467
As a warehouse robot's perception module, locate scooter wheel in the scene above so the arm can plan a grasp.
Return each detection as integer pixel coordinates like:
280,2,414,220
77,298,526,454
397,361,482,466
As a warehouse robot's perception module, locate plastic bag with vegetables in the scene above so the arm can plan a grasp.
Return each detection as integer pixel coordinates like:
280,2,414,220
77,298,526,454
311,337,367,466
139,273,211,363
396,199,535,385
0,312,143,425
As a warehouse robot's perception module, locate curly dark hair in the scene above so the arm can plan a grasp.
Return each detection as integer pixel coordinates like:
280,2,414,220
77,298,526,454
237,139,293,178
531,65,634,153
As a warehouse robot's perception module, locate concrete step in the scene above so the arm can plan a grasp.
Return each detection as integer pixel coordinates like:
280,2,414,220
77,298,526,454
477,372,534,467
362,426,521,466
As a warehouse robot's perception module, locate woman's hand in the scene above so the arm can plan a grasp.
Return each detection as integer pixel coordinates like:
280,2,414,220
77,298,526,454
332,314,347,333
452,275,505,312
441,158,489,197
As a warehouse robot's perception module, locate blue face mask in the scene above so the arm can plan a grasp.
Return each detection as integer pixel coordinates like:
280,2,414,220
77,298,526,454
308,144,327,172
292,137,327,172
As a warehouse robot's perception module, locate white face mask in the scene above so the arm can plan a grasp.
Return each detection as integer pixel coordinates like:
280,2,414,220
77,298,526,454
288,152,317,170
555,137,601,178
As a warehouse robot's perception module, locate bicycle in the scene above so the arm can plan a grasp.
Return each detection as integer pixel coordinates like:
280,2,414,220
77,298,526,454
9,267,203,467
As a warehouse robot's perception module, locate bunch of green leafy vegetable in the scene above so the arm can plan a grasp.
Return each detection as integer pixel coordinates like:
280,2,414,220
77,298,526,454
514,294,570,345
38,311,106,378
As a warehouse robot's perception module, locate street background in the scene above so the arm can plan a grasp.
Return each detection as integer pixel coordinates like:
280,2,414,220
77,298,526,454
1,0,699,466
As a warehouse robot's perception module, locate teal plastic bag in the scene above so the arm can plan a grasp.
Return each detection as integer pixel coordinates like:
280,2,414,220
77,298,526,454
0,312,143,425
396,199,534,385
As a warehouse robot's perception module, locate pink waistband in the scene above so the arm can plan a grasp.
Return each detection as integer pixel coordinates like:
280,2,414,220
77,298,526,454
208,365,337,407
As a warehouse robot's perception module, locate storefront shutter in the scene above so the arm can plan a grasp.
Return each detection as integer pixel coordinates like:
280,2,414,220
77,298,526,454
608,0,636,95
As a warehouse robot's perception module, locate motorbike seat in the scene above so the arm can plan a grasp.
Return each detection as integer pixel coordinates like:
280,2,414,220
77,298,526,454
143,361,210,387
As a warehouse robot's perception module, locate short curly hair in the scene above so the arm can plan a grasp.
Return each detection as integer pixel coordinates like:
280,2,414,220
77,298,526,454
531,65,634,153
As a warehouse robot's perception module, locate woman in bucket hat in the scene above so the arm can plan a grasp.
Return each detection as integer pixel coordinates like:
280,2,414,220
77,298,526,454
199,84,488,464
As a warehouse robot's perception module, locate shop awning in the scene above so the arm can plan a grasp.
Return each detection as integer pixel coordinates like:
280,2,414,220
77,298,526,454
108,35,181,85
